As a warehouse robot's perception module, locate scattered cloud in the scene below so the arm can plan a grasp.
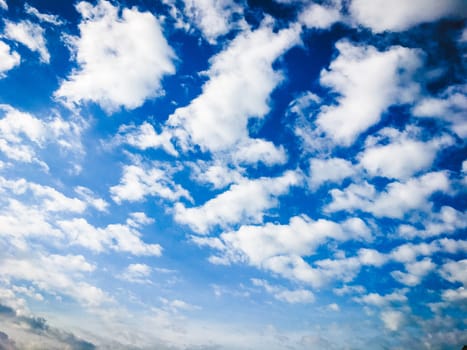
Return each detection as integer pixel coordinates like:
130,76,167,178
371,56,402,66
0,41,20,78
55,0,176,113
251,278,315,304
3,20,50,63
24,3,64,25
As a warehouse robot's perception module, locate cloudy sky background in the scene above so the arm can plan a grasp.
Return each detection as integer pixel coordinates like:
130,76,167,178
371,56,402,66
0,0,466,349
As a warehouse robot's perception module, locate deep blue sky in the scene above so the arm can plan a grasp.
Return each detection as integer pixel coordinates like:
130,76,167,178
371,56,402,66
0,0,466,349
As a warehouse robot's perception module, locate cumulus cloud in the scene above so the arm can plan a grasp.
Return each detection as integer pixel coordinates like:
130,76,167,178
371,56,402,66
55,0,175,113
326,171,450,218
440,259,467,286
251,279,315,304
391,258,436,286
0,105,84,169
350,0,466,33
380,309,405,331
3,20,50,63
174,170,301,234
0,41,20,78
110,162,191,204
413,84,467,137
308,157,356,189
299,3,341,29
119,263,152,284
315,40,422,145
24,3,64,25
182,0,246,43
358,127,453,180
167,20,301,158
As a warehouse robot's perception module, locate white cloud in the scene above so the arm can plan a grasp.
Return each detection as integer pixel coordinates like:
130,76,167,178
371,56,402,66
74,186,109,212
391,258,436,286
299,3,341,29
0,253,110,307
0,0,7,10
3,20,50,63
174,170,301,234
116,122,178,156
0,41,20,78
55,0,175,113
380,310,405,331
110,162,191,204
182,0,246,44
359,127,453,180
442,287,467,303
350,0,466,33
315,41,422,145
390,239,467,263
119,264,152,284
355,289,408,307
232,138,287,166
0,105,84,168
440,259,467,286
221,215,370,267
251,279,315,304
326,171,450,218
24,3,64,25
189,160,243,189
58,218,162,256
127,212,155,228
308,157,356,189
167,21,301,157
413,84,467,137
398,206,467,239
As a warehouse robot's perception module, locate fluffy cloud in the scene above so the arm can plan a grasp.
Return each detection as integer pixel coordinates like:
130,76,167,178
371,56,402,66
3,20,50,63
315,41,422,145
110,162,191,204
308,157,356,189
119,263,152,284
413,84,467,137
354,289,408,307
251,279,315,304
326,171,450,218
350,0,466,33
440,259,467,286
358,127,453,180
167,21,301,156
0,41,20,78
299,3,341,29
0,105,84,169
55,0,175,113
0,176,161,256
0,0,7,10
380,310,405,331
174,170,301,234
24,3,64,25
182,0,246,43
0,253,110,307
391,258,436,286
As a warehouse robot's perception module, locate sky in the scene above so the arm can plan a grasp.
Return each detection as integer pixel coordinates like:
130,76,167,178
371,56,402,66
0,0,466,349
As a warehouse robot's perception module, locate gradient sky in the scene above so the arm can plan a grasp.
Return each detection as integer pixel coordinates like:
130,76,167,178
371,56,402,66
0,0,466,349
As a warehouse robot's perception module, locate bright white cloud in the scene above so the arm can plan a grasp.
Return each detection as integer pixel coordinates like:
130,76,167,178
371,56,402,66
251,279,315,304
167,21,301,156
442,287,467,303
58,218,162,256
413,84,467,137
350,0,466,33
391,258,436,286
0,41,20,78
110,162,191,204
0,0,7,10
309,157,356,189
359,127,453,179
4,20,50,63
189,160,243,189
119,263,152,284
326,171,450,218
299,3,341,29
24,3,64,25
182,0,246,43
0,105,84,169
0,253,110,307
354,289,408,307
316,41,422,145
55,0,175,113
174,170,301,234
440,259,467,286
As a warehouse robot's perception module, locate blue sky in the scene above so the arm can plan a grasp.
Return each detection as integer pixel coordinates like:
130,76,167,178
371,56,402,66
0,0,466,349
